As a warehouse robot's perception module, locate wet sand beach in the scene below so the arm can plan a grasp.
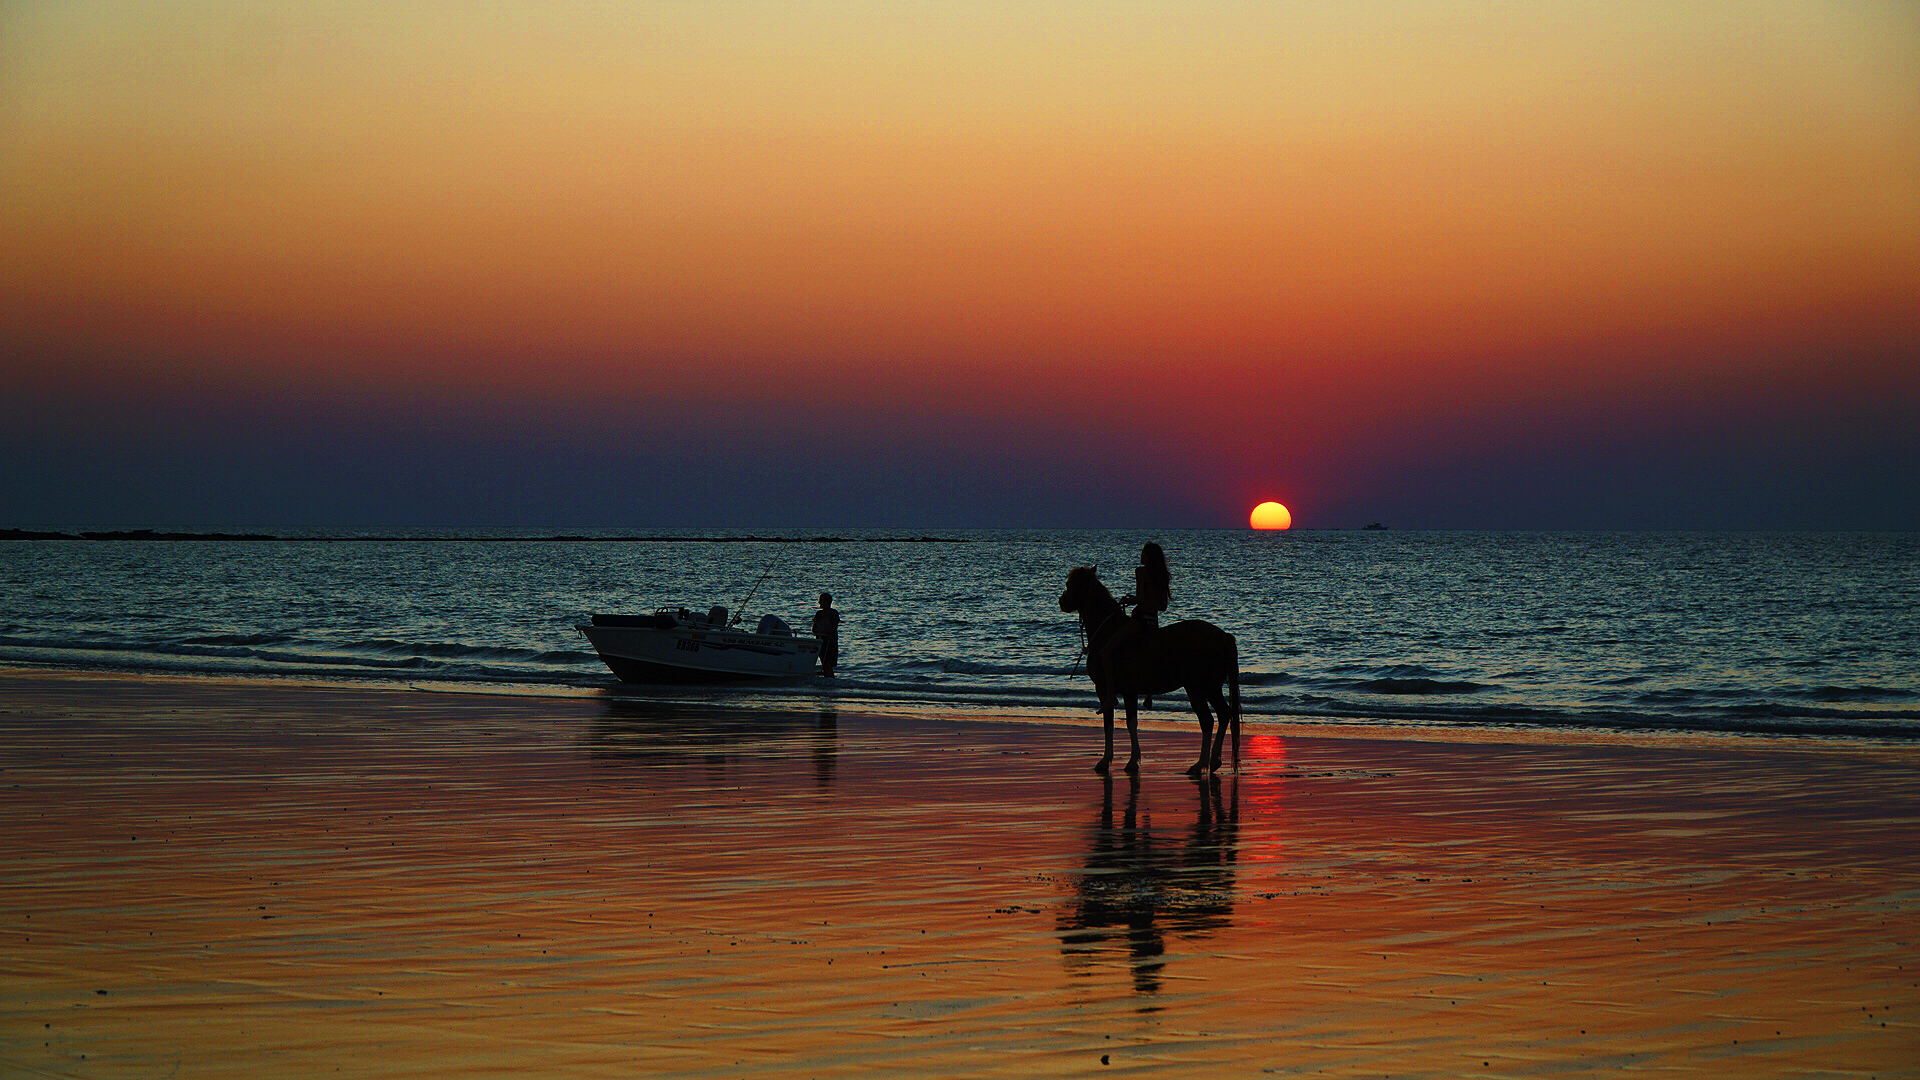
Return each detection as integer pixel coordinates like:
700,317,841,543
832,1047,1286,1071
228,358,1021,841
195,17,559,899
3,671,1916,1078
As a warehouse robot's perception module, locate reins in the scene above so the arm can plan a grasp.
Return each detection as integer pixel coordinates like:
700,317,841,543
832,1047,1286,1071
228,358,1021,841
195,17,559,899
1064,581,1127,678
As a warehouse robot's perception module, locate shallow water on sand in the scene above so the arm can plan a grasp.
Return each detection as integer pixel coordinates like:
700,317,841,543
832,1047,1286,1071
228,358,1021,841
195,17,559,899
3,528,1916,739
3,675,1915,1077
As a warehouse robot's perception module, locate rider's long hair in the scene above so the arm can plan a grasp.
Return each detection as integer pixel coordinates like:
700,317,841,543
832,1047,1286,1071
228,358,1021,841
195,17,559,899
1140,542,1169,589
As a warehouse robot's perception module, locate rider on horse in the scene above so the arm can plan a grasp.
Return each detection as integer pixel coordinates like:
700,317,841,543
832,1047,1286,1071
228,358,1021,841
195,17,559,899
1095,542,1170,710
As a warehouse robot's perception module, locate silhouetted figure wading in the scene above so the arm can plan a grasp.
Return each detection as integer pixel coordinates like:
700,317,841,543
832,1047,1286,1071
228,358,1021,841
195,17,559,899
812,592,841,678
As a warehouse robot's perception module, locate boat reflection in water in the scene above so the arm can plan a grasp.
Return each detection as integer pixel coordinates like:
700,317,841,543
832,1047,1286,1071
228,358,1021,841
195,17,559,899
1058,774,1240,999
586,697,839,788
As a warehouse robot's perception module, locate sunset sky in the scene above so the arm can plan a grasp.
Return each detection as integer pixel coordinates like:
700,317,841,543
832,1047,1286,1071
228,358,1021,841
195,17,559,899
4,1,1916,528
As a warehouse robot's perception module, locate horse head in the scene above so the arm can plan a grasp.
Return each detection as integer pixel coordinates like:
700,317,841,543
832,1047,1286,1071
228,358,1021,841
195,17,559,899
1060,566,1113,613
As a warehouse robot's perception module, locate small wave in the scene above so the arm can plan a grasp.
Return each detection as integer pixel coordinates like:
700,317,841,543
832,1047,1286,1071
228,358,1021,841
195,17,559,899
937,658,1082,677
1350,678,1489,695
531,649,599,665
803,675,1089,704
1706,701,1920,720
1633,687,1756,705
1791,685,1919,703
252,650,441,670
1267,693,1920,737
893,657,1083,677
0,633,123,651
0,631,594,674
1326,663,1449,678
180,633,298,647
466,664,605,684
348,638,550,662
147,642,273,659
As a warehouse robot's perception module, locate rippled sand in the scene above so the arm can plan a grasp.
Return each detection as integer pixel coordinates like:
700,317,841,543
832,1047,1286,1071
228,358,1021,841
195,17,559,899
3,671,1916,1077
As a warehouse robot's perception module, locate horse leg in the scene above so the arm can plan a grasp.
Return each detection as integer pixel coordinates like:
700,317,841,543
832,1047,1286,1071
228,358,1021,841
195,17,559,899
1228,691,1241,770
1122,693,1142,774
1226,635,1242,770
1187,690,1214,776
1094,700,1114,774
1090,663,1116,774
1204,688,1231,771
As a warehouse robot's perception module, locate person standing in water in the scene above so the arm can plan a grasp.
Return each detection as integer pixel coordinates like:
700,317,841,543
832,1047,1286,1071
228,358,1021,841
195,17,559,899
812,592,841,678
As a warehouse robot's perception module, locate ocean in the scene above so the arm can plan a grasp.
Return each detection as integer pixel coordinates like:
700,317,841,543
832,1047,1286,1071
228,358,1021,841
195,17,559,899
3,528,1915,739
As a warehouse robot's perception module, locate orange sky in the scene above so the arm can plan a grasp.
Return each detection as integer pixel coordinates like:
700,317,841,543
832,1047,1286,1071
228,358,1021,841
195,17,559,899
3,2,1917,526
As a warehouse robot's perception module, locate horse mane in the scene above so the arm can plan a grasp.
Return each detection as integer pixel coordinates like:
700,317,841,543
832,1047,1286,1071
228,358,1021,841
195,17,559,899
1067,566,1117,607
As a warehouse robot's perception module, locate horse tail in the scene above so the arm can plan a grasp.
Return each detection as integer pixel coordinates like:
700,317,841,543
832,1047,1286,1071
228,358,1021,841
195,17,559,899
1227,632,1241,760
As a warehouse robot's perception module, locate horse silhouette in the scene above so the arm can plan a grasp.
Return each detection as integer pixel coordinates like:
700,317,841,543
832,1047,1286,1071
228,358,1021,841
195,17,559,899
1060,566,1241,775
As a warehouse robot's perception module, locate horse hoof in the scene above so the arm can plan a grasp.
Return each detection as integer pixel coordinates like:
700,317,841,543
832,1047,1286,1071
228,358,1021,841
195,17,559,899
1185,763,1206,778
1093,759,1110,775
1123,760,1140,775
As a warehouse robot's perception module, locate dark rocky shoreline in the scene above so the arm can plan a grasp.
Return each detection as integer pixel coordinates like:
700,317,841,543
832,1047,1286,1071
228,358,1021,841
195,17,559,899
1,528,970,543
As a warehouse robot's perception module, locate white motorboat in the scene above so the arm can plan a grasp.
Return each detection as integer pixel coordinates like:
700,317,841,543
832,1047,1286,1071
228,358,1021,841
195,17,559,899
578,605,820,683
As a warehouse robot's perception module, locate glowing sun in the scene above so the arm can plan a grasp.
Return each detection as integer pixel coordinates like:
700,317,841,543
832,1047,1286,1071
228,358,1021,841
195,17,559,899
1249,501,1293,530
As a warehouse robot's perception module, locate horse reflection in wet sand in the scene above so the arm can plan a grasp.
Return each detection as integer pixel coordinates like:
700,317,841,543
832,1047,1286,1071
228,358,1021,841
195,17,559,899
1058,774,1239,998
1059,566,1241,775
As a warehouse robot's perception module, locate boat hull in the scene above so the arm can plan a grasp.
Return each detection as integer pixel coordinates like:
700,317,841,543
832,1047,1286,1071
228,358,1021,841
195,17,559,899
578,623,819,683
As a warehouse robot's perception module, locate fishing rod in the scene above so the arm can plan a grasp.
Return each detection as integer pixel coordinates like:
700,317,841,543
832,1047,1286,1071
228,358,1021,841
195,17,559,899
730,550,782,627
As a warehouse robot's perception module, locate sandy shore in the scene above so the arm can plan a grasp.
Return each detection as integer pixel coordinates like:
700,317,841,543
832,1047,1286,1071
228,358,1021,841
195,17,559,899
2,670,1915,1078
